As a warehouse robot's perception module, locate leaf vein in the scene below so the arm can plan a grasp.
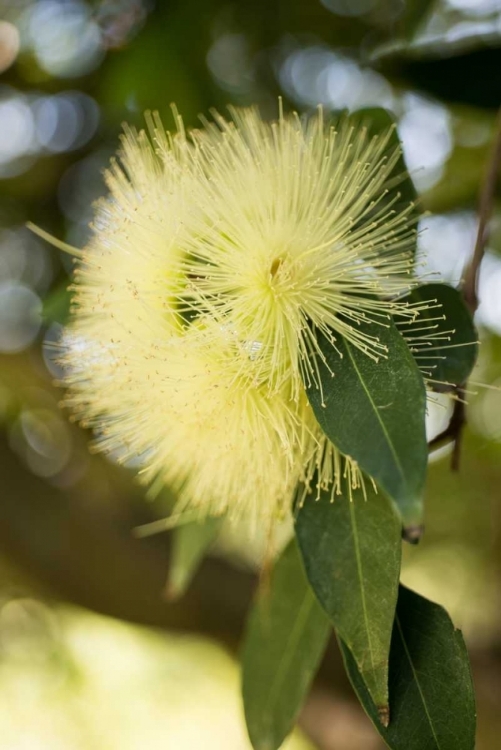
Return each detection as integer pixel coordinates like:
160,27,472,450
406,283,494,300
395,614,441,748
264,590,317,718
345,342,406,488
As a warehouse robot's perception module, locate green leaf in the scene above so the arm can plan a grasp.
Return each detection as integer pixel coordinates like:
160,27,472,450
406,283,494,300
399,0,436,41
242,540,330,750
304,319,428,529
166,517,222,601
371,14,501,62
368,0,437,61
42,282,72,325
396,283,478,388
340,585,476,750
295,483,401,721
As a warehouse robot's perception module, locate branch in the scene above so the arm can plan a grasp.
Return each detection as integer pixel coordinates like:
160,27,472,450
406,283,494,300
463,107,501,315
431,107,501,468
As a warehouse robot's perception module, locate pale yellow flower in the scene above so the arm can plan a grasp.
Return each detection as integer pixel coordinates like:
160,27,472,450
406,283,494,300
59,104,418,525
182,106,417,393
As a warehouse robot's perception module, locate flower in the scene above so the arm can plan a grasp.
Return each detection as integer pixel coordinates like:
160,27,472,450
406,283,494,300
59,104,419,526
183,106,417,394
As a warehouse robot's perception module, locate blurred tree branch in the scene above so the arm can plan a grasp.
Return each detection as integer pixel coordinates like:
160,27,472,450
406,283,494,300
430,107,501,468
463,107,501,314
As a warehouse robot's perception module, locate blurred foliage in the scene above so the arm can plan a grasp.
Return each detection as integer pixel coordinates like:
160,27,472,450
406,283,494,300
1,0,501,747
0,596,315,750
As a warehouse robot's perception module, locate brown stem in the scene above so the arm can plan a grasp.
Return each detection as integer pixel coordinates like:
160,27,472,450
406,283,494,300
434,107,501,468
463,107,501,314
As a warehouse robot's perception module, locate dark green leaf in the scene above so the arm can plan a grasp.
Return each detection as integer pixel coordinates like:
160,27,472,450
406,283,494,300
371,18,501,62
166,517,222,601
396,283,478,389
295,483,401,719
368,0,437,61
399,0,436,41
340,585,476,750
42,282,72,325
242,540,330,750
304,319,428,528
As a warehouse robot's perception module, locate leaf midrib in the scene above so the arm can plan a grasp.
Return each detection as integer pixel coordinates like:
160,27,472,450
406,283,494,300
261,589,320,735
345,341,406,493
395,615,440,748
348,499,379,696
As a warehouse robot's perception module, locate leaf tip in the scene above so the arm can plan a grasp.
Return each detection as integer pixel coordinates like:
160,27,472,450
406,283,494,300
162,581,181,602
377,705,390,728
402,524,424,544
252,737,274,750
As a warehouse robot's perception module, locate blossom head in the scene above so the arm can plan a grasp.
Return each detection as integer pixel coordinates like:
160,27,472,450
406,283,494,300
60,104,419,525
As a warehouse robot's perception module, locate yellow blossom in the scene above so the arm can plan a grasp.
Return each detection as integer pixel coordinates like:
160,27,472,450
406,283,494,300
58,104,419,525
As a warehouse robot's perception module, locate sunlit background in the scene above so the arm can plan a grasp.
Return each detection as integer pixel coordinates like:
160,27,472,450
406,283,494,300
1,1,501,748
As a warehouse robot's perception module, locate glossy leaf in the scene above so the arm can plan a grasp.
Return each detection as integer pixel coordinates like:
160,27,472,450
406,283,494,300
304,320,428,528
166,517,222,601
340,585,476,750
295,483,401,720
242,541,330,750
396,283,478,388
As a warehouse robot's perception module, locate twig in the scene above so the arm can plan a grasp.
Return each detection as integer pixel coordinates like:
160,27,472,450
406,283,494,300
463,107,501,314
431,107,501,468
